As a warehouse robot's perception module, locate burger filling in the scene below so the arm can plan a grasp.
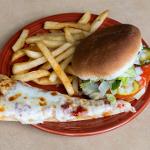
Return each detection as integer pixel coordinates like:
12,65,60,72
80,46,150,103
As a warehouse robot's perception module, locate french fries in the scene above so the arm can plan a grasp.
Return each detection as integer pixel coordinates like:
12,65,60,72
12,29,29,51
64,28,74,43
49,56,72,82
72,77,79,94
11,49,25,62
44,21,91,31
26,33,66,44
65,65,75,75
12,70,50,82
90,10,109,33
33,76,61,85
11,10,109,93
12,57,47,74
24,49,42,59
40,46,75,70
42,40,65,48
52,42,72,57
78,11,91,24
37,42,74,95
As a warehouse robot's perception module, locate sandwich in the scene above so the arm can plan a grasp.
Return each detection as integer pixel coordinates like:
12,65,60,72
72,24,150,103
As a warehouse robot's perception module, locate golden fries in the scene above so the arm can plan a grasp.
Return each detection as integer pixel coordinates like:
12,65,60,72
78,11,91,24
72,77,79,94
49,56,72,82
40,46,75,70
33,76,61,85
42,40,65,48
24,49,42,59
12,29,29,51
11,50,25,62
11,10,109,91
12,57,47,74
44,21,91,31
52,42,72,57
65,65,75,75
12,70,50,82
64,28,74,43
37,42,74,95
90,10,109,33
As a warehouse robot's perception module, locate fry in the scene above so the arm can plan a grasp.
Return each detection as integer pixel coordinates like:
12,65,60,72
66,28,82,34
33,77,61,85
24,49,42,59
40,46,75,70
73,33,85,40
49,56,72,82
26,33,65,44
12,57,47,74
12,70,50,82
64,28,74,43
78,11,91,24
72,77,79,94
90,10,109,33
12,29,29,51
44,21,91,31
50,29,63,33
65,65,75,75
37,42,74,95
42,40,65,48
11,50,25,62
52,42,72,57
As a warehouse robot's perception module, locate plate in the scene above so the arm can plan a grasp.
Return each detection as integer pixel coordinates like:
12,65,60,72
0,13,150,136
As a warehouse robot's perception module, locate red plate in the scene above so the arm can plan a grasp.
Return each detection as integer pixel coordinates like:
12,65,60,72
0,13,150,136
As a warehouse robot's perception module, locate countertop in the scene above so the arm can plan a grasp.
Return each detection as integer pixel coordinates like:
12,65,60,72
0,0,150,150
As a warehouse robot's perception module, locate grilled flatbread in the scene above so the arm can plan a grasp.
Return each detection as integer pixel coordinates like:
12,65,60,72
0,75,135,124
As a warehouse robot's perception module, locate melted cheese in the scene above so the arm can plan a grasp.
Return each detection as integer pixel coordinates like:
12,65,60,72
0,82,136,124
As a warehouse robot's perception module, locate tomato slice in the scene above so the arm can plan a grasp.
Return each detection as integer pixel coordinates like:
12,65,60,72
141,64,150,83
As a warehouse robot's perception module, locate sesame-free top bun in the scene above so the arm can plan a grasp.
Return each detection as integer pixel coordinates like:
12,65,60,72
72,24,142,80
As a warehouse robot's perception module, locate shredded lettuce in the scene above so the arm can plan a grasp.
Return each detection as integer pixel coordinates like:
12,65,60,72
106,94,116,104
111,80,121,90
120,67,136,78
98,81,110,96
80,80,100,100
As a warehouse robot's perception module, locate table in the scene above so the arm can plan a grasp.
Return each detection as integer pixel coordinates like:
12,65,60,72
0,0,150,150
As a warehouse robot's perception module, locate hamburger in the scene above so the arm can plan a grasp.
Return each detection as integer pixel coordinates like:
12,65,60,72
72,24,150,103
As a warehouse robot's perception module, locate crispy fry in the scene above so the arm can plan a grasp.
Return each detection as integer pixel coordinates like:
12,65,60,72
72,77,79,94
44,21,91,31
24,49,42,59
37,42,74,95
50,29,63,33
49,56,72,82
12,29,29,51
12,57,47,74
42,40,65,48
40,46,75,70
64,28,74,43
12,70,50,82
90,10,109,33
33,76,61,85
26,33,65,44
52,42,72,57
11,50,25,62
73,33,85,40
65,65,75,75
66,28,82,34
78,11,91,24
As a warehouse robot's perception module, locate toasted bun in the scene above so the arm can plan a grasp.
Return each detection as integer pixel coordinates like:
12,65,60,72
72,24,142,80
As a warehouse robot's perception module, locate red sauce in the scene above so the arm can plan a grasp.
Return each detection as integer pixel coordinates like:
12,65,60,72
117,103,125,109
72,106,87,116
61,102,70,109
